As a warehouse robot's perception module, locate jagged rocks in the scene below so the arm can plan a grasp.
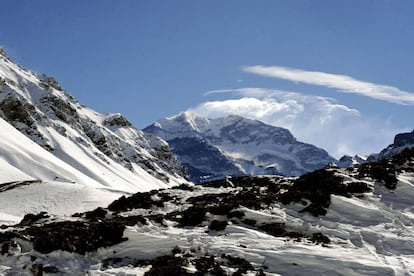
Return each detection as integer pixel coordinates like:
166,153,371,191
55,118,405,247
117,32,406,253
0,95,35,126
39,94,78,123
107,190,169,212
18,212,50,226
358,160,398,189
135,249,264,276
26,220,126,254
279,169,370,216
103,114,132,127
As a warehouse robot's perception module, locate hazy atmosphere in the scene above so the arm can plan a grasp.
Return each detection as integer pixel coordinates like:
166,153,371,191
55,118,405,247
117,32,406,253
1,0,413,157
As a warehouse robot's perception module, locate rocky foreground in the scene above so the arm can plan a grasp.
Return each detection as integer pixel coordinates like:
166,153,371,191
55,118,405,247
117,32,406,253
1,148,414,275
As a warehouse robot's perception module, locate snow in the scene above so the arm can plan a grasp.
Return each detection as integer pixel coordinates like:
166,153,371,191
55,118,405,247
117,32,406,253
0,167,414,274
145,112,335,181
0,181,122,225
0,51,188,225
1,50,414,275
101,181,414,275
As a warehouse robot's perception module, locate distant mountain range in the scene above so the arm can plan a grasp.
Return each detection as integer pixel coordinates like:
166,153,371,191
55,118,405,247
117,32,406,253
144,112,336,183
336,129,414,168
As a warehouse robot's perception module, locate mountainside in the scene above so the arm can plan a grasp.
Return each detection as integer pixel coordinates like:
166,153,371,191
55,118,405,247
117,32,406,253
1,146,413,275
0,49,187,219
144,112,336,182
369,129,414,162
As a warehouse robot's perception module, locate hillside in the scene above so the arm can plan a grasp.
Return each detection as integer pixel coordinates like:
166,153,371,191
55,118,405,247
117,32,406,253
0,49,188,222
1,147,413,274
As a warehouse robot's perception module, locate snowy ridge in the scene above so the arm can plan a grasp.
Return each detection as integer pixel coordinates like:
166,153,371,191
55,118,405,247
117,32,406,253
144,112,336,182
337,154,367,168
369,129,414,162
0,49,188,219
0,148,413,274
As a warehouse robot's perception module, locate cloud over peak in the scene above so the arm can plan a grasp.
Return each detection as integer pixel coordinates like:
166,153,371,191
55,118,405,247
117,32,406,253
243,65,414,105
189,88,401,158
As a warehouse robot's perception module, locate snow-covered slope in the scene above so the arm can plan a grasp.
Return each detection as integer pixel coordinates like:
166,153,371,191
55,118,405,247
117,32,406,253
0,49,187,220
144,112,336,182
1,148,413,275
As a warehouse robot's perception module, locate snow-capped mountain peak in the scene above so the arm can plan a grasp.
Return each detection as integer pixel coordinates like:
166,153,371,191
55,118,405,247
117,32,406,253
144,113,336,182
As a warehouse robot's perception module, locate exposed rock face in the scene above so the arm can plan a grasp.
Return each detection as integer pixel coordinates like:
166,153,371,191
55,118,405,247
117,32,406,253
144,112,336,183
0,49,187,186
368,129,414,162
394,130,414,147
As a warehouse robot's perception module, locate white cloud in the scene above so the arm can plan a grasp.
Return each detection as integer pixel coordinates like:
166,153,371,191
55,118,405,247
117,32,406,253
188,88,403,158
243,65,414,105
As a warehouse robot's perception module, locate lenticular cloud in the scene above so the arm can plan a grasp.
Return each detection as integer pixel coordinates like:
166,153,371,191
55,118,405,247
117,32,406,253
243,65,414,105
188,88,400,157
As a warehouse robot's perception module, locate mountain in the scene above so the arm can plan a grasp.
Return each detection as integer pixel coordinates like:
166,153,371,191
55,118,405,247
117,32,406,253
144,112,336,182
369,129,414,161
0,49,187,219
336,154,367,168
1,146,413,274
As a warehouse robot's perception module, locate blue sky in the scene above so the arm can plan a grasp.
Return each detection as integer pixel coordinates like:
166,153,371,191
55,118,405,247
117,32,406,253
1,0,413,157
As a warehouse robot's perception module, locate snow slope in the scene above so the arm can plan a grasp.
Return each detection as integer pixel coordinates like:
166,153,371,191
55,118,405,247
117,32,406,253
0,49,188,223
144,112,336,182
1,148,414,275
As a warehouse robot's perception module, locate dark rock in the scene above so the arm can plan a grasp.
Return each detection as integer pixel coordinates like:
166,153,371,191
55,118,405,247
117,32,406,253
171,183,194,191
394,130,414,147
358,161,397,189
209,220,228,231
346,182,371,194
83,207,108,220
26,220,126,254
193,256,226,276
109,215,147,227
223,254,255,275
30,263,43,276
143,255,189,276
242,219,257,226
0,95,35,126
19,212,50,226
280,169,345,216
227,210,245,219
179,206,207,227
310,232,331,244
43,266,59,273
104,114,132,127
108,190,163,212
259,223,287,237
